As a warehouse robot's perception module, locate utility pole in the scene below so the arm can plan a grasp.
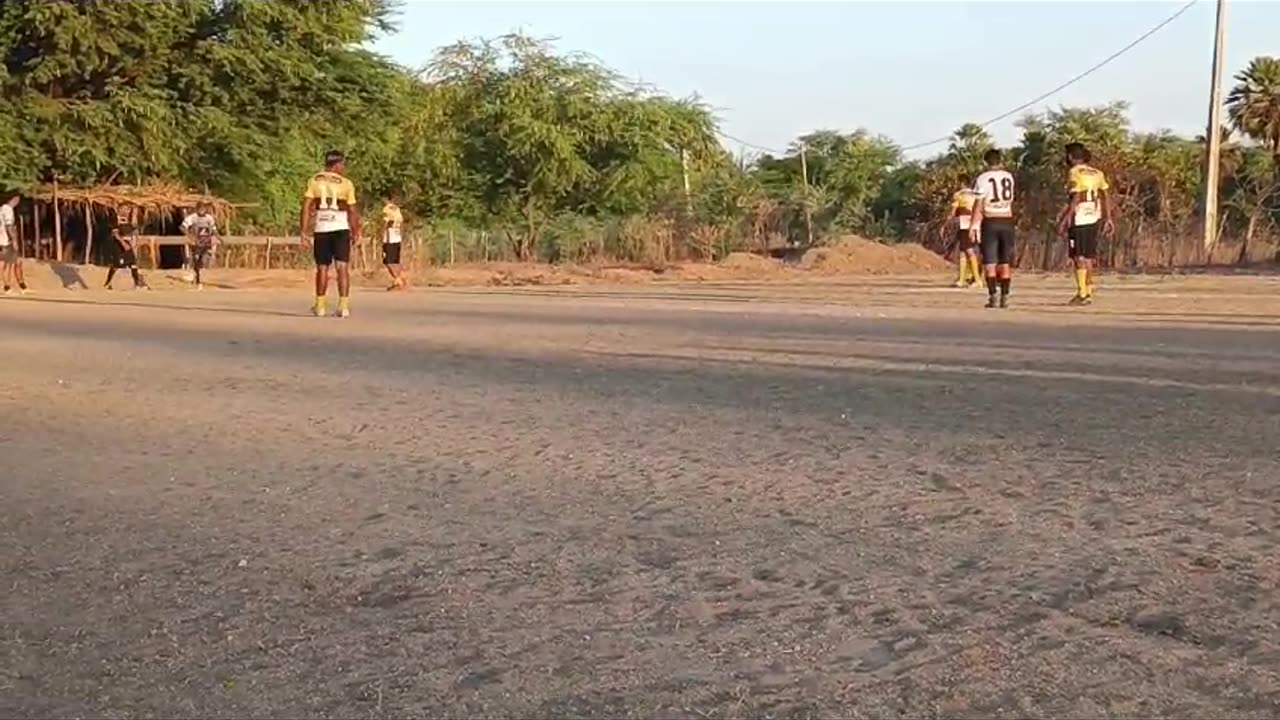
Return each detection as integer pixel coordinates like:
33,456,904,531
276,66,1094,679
1203,0,1228,255
680,148,693,216
799,142,814,247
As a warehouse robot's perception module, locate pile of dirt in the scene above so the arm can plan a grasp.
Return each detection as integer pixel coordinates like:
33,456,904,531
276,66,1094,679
670,252,793,282
800,236,949,275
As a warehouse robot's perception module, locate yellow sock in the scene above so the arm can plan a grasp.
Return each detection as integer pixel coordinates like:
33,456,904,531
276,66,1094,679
968,256,982,284
957,255,969,283
314,295,326,310
1074,268,1089,297
338,296,350,312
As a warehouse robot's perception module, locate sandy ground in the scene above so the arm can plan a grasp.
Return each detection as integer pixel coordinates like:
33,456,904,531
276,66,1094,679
2,273,1280,719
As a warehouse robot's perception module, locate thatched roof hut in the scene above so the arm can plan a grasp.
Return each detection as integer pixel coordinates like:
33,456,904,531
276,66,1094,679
31,182,239,223
26,181,246,264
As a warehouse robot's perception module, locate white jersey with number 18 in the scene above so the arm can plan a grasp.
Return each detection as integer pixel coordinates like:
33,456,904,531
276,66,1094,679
974,169,1015,219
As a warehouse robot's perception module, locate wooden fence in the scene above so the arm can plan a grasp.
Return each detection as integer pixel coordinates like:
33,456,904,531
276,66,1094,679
133,235,304,270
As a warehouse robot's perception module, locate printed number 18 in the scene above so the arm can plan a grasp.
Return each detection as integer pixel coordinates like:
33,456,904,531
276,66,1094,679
987,177,1013,202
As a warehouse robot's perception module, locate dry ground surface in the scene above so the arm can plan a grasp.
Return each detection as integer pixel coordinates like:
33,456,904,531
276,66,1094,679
2,272,1280,719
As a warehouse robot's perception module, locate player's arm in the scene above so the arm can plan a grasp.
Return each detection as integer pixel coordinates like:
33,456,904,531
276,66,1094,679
300,194,316,244
969,195,985,240
347,187,362,246
1057,192,1082,238
1100,188,1115,237
1058,169,1084,237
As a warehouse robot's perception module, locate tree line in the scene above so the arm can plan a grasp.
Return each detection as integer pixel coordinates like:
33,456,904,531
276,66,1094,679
1,0,1277,267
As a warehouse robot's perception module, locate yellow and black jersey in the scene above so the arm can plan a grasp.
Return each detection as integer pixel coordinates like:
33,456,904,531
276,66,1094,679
304,171,357,233
382,202,404,244
1068,164,1109,227
951,188,979,230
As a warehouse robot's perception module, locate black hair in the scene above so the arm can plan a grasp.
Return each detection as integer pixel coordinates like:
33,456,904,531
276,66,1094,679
1065,142,1089,164
324,149,346,169
983,149,1002,166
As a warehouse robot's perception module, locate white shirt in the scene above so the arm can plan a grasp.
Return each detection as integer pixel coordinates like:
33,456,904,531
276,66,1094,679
0,205,14,247
181,212,218,236
974,169,1015,219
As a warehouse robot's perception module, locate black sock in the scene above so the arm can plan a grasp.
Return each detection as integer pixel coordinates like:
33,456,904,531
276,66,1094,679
105,267,117,286
1000,278,1011,296
986,276,998,296
131,268,143,286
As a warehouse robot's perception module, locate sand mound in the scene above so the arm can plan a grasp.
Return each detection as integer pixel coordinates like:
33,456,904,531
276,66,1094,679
670,252,792,282
800,236,949,275
720,252,779,271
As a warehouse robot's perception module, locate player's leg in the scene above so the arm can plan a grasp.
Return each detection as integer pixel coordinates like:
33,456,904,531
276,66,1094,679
126,250,146,289
965,247,981,288
953,229,969,287
0,255,10,293
192,247,205,289
997,224,1014,308
104,250,122,289
334,230,352,317
12,251,26,292
1079,225,1099,303
980,226,1000,308
1068,227,1086,304
312,232,334,315
383,243,404,290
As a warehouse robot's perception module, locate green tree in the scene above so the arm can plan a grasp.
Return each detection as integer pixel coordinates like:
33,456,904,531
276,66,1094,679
1227,56,1280,158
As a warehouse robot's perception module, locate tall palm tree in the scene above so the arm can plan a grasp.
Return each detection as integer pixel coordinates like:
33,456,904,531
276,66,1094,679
1226,56,1280,160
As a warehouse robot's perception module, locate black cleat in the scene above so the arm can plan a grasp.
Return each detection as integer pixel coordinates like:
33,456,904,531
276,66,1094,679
999,294,1010,309
985,296,998,309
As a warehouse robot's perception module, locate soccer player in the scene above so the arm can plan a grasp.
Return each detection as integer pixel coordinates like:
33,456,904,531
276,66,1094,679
300,150,361,318
381,197,406,290
943,180,982,288
181,202,220,290
0,194,27,294
1057,143,1114,305
104,220,148,290
970,149,1017,308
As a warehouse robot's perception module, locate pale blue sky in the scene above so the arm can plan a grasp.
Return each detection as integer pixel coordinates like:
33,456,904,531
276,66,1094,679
374,1,1277,158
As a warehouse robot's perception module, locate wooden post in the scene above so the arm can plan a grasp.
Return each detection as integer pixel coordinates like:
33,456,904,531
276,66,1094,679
53,180,63,262
83,205,93,264
265,237,273,270
33,204,41,260
17,210,25,258
799,142,815,248
449,230,455,265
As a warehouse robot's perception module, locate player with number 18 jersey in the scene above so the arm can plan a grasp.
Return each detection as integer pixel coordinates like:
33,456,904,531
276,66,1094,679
971,149,1016,308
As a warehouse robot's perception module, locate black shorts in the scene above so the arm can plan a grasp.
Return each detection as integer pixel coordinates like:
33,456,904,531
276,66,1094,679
313,230,352,266
956,226,977,249
1068,224,1100,260
0,245,16,263
980,219,1016,266
382,242,402,265
114,248,138,267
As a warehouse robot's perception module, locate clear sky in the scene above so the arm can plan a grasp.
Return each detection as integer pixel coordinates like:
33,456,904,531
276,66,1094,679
374,1,1277,158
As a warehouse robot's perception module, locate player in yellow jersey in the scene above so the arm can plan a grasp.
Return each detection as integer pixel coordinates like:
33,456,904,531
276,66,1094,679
1056,143,1113,306
381,197,407,291
943,181,982,288
301,150,361,317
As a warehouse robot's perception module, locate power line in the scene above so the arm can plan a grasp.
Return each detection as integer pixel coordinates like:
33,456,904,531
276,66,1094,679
718,0,1200,159
896,0,1200,152
716,130,785,155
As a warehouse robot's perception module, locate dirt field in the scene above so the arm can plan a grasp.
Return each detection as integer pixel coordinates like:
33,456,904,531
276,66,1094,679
2,273,1279,719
